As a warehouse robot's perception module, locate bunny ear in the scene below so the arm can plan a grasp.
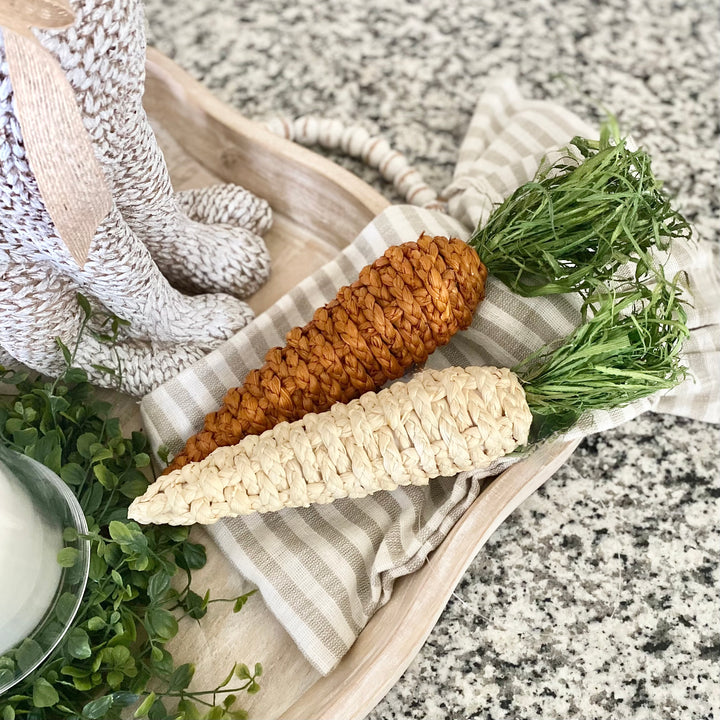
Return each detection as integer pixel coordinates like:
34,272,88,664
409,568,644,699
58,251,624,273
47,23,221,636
2,25,113,267
0,0,74,35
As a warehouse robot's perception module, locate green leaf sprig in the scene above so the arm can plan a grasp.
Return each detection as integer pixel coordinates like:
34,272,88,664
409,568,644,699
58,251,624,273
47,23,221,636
0,297,261,720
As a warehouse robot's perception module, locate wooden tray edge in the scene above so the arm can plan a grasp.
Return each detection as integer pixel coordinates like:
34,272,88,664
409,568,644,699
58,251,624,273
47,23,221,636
145,47,389,248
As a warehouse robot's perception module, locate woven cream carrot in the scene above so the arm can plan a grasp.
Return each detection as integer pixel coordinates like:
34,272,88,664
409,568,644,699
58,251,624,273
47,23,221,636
129,366,532,525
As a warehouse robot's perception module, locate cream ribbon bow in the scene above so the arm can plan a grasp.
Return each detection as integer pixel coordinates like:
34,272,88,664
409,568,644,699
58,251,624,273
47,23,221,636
0,0,112,266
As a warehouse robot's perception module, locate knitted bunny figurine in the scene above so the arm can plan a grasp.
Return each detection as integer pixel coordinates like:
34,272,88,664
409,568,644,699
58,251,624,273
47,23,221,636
0,0,272,396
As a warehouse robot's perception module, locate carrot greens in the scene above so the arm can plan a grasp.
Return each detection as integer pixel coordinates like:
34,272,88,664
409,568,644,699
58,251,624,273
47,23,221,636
515,276,690,442
471,122,691,296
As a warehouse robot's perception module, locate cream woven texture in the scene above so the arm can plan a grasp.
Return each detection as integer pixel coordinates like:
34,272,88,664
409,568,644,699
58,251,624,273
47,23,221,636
175,186,273,236
129,366,532,525
0,0,271,396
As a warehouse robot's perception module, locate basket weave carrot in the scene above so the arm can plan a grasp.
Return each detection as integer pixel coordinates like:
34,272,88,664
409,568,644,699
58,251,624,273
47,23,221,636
131,366,530,524
130,281,689,525
165,128,690,474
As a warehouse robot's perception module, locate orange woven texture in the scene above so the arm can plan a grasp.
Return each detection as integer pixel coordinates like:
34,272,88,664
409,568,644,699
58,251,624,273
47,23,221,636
165,234,487,473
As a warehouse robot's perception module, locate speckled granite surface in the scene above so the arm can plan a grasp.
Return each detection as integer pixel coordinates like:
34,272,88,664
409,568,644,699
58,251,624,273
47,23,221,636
144,0,719,716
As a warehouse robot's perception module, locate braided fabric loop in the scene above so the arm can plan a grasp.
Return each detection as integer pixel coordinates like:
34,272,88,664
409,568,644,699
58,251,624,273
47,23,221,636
130,366,532,525
166,234,487,473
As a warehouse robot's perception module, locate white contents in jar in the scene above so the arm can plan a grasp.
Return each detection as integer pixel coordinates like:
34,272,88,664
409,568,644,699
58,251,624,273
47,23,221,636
0,462,63,655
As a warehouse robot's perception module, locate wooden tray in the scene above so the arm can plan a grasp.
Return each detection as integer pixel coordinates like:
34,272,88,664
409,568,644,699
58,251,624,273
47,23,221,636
136,48,581,720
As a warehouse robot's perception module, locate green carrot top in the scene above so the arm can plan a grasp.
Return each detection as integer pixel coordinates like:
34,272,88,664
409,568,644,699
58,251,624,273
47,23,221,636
512,275,690,442
471,121,691,298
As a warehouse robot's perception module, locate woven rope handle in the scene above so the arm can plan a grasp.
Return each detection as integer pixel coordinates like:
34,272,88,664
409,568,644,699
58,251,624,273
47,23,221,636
264,115,444,210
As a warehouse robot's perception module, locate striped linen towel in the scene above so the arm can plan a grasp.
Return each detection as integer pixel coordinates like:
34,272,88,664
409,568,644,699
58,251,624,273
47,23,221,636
140,79,720,674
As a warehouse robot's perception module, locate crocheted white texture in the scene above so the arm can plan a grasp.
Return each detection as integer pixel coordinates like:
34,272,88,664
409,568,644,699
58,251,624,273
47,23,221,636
128,366,533,526
0,0,271,396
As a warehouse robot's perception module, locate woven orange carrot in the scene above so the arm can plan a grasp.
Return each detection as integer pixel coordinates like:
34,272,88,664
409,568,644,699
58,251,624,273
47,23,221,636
168,234,485,471
165,130,689,473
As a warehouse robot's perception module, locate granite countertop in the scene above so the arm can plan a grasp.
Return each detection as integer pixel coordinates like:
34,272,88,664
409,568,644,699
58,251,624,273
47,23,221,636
144,0,720,717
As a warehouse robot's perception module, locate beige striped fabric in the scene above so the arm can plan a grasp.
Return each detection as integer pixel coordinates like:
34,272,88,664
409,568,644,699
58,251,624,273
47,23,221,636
140,79,720,674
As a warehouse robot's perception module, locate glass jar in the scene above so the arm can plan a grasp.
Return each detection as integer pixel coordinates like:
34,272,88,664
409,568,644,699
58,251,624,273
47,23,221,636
0,446,90,695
